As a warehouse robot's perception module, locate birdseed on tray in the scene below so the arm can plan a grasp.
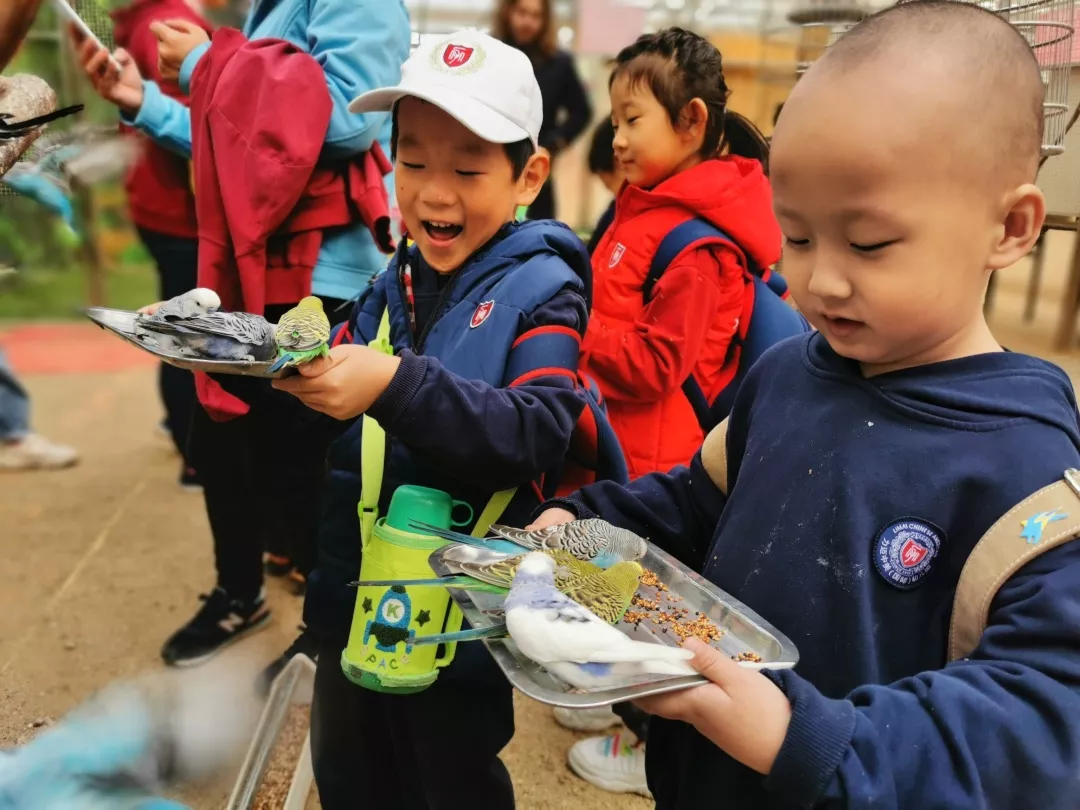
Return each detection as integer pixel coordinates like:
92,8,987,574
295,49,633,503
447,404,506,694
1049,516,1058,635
252,703,310,810
623,567,726,645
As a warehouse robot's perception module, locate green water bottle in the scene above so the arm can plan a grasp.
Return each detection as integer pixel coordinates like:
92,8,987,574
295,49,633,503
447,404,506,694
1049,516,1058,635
341,485,473,694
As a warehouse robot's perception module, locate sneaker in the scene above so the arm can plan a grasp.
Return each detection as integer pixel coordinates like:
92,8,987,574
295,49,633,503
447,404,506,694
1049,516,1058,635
263,553,292,578
567,731,651,798
179,467,202,493
0,434,78,471
160,587,271,667
553,705,622,732
286,568,307,596
256,625,319,697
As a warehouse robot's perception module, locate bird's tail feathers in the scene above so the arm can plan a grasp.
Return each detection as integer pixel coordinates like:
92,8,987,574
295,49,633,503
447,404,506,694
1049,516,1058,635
348,576,506,594
410,624,509,647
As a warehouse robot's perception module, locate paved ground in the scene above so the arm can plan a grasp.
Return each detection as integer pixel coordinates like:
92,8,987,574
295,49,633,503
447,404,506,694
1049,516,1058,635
1,253,1077,808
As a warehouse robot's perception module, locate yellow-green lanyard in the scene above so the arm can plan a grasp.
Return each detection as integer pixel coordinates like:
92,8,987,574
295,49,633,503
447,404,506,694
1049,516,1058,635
359,308,516,549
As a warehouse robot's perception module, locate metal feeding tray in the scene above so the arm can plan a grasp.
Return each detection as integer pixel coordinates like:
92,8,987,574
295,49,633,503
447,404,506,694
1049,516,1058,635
84,306,294,379
428,542,799,709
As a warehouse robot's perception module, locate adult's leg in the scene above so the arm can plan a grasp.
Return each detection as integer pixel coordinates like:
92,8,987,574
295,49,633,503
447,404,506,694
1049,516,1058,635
136,227,199,468
0,347,78,470
0,347,30,442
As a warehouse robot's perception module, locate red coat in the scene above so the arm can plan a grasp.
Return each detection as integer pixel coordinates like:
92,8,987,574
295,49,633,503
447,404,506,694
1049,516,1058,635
188,27,392,420
582,157,781,478
111,0,212,239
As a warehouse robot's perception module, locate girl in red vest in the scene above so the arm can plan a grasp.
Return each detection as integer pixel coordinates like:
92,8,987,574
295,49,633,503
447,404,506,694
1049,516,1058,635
583,27,782,480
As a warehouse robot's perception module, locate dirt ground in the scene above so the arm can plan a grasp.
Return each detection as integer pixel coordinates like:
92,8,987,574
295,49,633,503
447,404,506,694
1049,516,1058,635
2,250,1078,809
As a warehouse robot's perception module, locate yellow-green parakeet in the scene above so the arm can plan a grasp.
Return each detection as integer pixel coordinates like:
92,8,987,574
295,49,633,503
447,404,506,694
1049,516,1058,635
268,296,331,372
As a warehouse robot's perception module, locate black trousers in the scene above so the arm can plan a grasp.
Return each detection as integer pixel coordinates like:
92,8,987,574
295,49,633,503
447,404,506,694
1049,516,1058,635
137,227,199,466
187,297,349,599
310,640,516,810
613,701,651,741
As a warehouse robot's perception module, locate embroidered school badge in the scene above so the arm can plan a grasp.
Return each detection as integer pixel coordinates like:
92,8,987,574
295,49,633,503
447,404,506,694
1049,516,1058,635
1020,508,1067,545
470,300,495,328
609,243,625,268
873,519,943,590
443,44,474,67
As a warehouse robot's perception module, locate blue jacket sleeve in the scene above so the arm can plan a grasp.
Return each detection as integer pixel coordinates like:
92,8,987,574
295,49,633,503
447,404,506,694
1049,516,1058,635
365,288,588,491
761,537,1080,809
551,453,726,569
303,0,411,160
126,79,193,158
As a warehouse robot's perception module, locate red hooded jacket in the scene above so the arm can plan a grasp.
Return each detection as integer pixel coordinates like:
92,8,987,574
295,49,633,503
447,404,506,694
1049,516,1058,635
582,156,782,478
188,28,392,420
111,0,211,239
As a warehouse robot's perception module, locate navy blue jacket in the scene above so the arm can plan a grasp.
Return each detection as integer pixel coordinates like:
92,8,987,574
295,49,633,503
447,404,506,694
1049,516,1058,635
305,220,591,648
560,332,1080,809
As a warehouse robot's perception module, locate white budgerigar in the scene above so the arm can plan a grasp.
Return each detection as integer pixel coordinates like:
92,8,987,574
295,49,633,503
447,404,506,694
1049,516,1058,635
504,552,698,690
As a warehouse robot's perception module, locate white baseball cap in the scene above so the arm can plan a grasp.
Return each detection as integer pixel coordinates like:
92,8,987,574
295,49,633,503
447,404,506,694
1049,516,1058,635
348,31,543,148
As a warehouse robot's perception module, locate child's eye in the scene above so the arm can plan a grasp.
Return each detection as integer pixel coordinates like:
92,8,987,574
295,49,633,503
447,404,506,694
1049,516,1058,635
456,170,483,177
851,240,897,253
784,237,810,248
627,116,639,125
401,162,424,170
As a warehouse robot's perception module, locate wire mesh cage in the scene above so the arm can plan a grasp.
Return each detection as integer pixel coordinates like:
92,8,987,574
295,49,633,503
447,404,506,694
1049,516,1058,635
979,0,1077,156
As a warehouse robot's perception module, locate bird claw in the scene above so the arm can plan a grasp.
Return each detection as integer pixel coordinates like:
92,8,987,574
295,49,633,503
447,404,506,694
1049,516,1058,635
0,105,84,140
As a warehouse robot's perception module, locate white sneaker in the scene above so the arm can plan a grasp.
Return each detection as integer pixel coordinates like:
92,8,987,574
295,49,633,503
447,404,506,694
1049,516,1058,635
552,705,622,732
0,434,79,471
568,731,651,797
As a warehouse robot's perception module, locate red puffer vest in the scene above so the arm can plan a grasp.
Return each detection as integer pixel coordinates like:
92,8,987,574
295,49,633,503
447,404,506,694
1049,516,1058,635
582,156,782,477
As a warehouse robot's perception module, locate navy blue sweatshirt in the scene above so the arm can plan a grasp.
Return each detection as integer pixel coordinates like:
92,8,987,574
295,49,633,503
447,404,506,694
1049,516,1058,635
305,222,592,657
559,332,1080,809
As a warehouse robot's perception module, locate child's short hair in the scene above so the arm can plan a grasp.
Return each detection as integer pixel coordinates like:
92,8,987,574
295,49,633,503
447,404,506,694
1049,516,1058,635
611,28,770,171
587,117,616,176
389,103,535,180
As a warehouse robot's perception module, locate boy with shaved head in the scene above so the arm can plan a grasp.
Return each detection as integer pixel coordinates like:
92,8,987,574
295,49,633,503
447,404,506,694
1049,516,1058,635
530,2,1080,807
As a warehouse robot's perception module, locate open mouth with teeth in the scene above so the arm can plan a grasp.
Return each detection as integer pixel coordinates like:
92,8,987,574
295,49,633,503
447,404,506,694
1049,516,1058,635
422,220,464,242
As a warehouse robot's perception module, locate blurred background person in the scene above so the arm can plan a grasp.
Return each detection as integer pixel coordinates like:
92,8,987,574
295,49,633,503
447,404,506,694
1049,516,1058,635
493,0,591,221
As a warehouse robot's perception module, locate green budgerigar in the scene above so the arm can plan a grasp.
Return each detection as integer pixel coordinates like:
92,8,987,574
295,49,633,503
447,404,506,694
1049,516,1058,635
267,296,331,372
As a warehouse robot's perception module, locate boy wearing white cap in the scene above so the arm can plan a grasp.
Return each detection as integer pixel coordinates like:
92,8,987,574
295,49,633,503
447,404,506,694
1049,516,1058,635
273,31,612,808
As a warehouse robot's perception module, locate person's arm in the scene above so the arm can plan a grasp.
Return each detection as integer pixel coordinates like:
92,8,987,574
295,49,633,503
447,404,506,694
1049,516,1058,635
366,288,589,491
174,0,409,162
0,0,44,72
582,245,742,402
124,80,193,158
539,53,592,155
547,452,726,568
758,538,1080,809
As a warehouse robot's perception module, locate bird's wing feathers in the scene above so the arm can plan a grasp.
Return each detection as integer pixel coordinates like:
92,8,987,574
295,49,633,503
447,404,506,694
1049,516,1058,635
141,312,272,344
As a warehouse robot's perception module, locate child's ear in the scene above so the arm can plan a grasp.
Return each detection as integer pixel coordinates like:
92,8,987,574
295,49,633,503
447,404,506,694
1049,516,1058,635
987,183,1046,270
516,148,551,207
679,98,709,148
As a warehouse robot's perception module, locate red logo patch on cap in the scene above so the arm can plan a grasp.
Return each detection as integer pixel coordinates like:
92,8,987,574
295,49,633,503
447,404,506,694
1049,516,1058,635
470,300,494,329
443,44,475,68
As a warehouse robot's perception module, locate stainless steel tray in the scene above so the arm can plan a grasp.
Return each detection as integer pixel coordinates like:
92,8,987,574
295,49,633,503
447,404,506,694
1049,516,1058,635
85,306,293,379
428,542,799,708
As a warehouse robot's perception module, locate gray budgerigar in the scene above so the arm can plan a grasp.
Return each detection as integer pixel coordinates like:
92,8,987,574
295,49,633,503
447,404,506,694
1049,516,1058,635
144,288,221,323
136,311,276,362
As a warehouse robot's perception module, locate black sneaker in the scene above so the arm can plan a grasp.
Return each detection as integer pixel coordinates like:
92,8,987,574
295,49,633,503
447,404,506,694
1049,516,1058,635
263,553,293,577
161,587,272,667
256,625,320,697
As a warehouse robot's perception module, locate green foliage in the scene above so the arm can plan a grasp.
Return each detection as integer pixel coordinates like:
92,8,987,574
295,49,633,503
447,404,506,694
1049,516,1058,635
0,259,156,321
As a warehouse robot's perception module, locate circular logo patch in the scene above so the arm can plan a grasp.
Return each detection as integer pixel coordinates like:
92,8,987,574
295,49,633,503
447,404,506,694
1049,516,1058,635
873,519,943,590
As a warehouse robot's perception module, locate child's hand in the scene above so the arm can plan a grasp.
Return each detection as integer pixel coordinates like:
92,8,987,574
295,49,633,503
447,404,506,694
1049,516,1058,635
272,344,401,420
633,638,792,776
138,301,165,316
151,19,209,82
525,508,576,531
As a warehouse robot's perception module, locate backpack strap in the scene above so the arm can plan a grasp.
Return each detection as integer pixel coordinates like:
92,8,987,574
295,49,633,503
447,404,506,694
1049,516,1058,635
699,417,730,495
643,219,751,303
360,307,516,550
948,469,1080,661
